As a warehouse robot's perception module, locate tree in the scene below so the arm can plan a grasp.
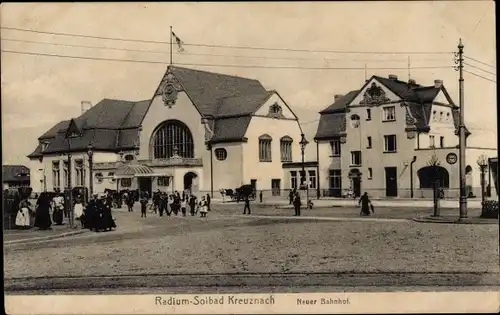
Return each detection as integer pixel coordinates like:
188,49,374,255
476,154,489,207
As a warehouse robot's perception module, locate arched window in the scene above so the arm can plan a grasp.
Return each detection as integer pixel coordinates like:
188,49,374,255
259,134,272,162
280,136,293,162
152,120,194,159
350,114,360,128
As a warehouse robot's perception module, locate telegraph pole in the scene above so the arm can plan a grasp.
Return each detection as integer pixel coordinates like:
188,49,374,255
454,38,468,220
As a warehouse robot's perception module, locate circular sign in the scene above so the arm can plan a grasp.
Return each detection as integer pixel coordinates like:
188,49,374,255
446,153,458,165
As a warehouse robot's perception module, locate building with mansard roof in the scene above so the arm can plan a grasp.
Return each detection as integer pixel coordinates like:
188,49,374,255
28,66,306,197
314,74,497,199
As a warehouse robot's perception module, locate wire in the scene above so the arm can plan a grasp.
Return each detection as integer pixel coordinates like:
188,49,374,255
464,62,496,75
1,26,455,55
463,70,496,83
464,55,495,69
1,49,457,71
0,38,451,63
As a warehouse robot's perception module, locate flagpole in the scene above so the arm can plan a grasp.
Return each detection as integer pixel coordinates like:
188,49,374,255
170,26,173,65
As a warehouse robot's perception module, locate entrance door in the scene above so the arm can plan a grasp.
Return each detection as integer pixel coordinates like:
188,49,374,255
138,177,152,197
352,177,361,197
250,179,257,195
184,172,199,195
385,167,398,197
271,179,281,196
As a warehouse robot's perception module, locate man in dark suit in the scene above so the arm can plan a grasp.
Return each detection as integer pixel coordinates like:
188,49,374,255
293,192,301,216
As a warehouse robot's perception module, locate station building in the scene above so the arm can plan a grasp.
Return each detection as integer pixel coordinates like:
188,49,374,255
314,74,497,199
27,66,307,198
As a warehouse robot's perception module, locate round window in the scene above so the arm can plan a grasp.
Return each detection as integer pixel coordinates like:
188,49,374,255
215,148,227,161
124,154,134,161
95,172,103,184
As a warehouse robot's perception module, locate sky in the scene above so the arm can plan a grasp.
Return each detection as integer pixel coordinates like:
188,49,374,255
1,1,497,165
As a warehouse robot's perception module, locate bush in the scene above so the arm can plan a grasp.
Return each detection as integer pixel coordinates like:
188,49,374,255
481,200,499,219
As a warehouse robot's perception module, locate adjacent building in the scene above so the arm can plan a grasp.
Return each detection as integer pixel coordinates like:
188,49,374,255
314,74,497,199
27,66,306,198
2,165,30,189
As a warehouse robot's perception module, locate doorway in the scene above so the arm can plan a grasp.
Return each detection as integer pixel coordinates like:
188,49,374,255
271,179,281,196
385,167,398,197
184,172,198,195
352,177,361,197
138,177,152,197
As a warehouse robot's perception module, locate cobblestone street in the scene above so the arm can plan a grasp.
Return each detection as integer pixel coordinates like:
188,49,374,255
4,203,499,293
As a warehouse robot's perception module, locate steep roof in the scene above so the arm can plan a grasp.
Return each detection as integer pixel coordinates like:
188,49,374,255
315,75,468,140
216,90,274,118
164,66,268,117
320,90,359,114
2,165,30,183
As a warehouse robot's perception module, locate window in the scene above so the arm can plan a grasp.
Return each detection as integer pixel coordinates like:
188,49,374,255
367,136,372,149
41,142,49,152
429,135,435,148
157,176,170,186
153,120,194,159
330,140,341,156
351,151,362,166
290,171,297,190
108,172,116,183
383,106,396,121
366,108,372,120
52,161,60,189
440,136,444,148
446,112,451,122
433,110,437,122
259,134,272,162
368,168,373,179
299,170,306,186
121,178,132,187
124,154,135,161
215,148,227,161
95,172,104,183
63,161,69,188
440,112,444,122
308,170,316,189
280,136,293,162
350,114,361,128
329,170,341,188
75,159,84,186
269,103,282,115
384,135,397,152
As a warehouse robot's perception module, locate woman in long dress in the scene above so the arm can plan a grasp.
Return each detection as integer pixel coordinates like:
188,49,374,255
15,197,33,229
74,195,84,224
52,193,64,225
34,193,52,230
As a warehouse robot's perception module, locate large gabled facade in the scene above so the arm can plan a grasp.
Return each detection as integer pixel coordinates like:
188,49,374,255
28,66,304,197
315,74,497,199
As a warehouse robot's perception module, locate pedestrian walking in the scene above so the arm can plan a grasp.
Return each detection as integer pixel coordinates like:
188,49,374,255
140,194,148,218
199,197,208,217
358,192,373,216
243,195,251,215
181,197,187,217
15,197,33,229
288,190,294,205
293,192,301,216
189,195,196,216
206,194,211,211
74,195,84,228
52,193,65,225
167,195,174,216
34,193,52,230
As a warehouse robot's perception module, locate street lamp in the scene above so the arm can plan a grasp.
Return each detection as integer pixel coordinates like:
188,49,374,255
87,143,94,199
299,133,309,208
477,154,488,208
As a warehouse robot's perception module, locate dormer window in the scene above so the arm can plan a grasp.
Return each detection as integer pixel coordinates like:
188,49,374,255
41,142,49,152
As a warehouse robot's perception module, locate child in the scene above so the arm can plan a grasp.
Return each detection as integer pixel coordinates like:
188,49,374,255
199,197,208,218
181,197,187,217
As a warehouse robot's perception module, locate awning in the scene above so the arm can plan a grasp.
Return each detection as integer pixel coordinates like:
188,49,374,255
114,164,172,179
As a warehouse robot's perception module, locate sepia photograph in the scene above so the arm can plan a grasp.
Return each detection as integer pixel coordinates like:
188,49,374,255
2,1,498,314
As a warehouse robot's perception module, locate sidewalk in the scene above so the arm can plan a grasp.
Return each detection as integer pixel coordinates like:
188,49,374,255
4,224,86,244
211,197,484,209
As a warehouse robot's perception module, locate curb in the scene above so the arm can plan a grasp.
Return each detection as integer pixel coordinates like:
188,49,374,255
230,214,409,223
412,217,499,225
5,230,87,245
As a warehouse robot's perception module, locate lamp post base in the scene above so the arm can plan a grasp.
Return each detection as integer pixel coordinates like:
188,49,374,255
458,196,468,220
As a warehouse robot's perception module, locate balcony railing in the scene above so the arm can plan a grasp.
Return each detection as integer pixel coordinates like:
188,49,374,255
93,157,203,170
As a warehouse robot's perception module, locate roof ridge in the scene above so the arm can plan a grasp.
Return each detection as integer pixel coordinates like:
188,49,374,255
169,65,262,83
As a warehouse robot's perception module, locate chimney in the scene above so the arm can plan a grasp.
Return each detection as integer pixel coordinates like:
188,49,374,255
388,74,398,80
408,79,416,85
434,79,443,88
81,101,92,114
334,94,344,102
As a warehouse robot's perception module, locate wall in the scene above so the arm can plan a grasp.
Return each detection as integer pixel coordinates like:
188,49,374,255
211,142,244,191
316,140,341,192
242,116,303,190
138,91,211,191
419,104,458,149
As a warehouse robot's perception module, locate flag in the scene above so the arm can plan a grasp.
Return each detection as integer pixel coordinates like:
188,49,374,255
171,31,185,52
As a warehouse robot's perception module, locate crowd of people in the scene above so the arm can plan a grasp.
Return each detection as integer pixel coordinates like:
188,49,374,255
122,190,212,218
